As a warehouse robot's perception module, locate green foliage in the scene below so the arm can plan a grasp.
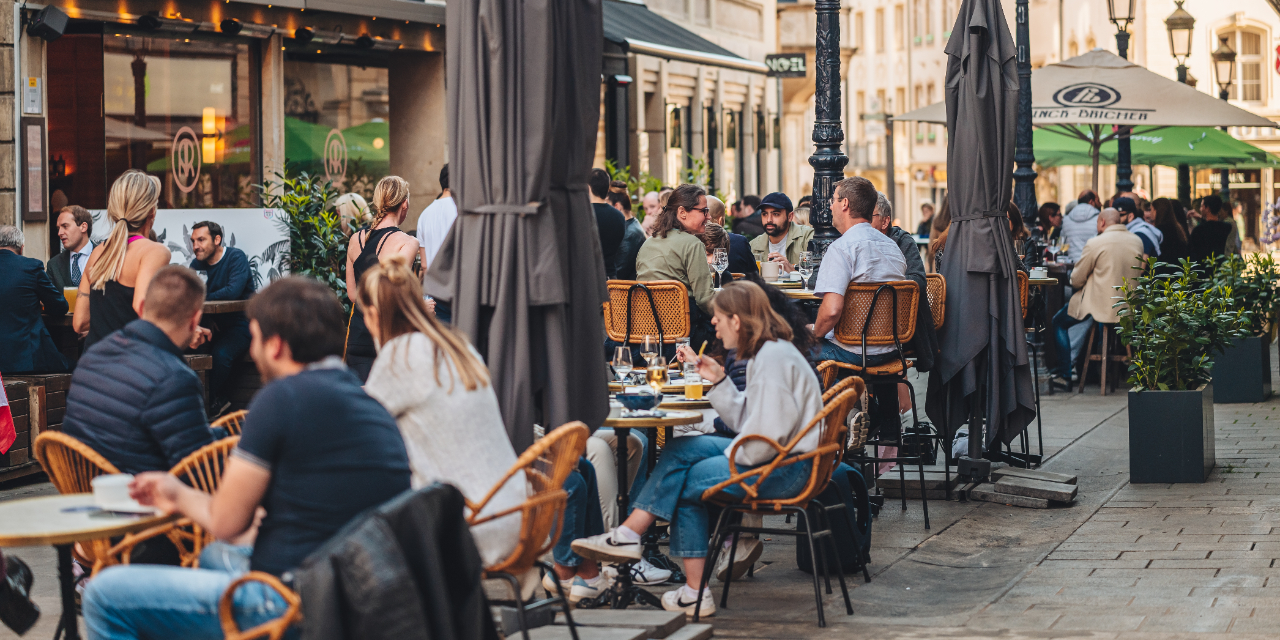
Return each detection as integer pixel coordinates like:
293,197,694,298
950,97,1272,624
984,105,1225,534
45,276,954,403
1211,253,1280,337
604,160,663,221
257,167,351,312
1117,258,1251,392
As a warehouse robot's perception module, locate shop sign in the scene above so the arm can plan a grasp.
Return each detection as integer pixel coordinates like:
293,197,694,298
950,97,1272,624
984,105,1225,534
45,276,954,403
324,128,348,184
765,54,806,78
171,127,202,194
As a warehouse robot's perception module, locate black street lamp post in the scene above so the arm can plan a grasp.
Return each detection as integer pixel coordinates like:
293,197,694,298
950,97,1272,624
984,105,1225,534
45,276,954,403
1012,0,1038,226
1213,35,1236,201
1107,0,1136,194
807,0,849,267
1165,0,1195,205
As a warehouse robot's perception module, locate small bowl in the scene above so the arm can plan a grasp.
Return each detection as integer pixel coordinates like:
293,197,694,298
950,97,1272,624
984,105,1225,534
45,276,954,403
615,393,659,411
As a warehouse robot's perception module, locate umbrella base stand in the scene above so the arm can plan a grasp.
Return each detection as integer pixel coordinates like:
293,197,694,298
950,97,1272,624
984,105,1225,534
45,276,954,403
579,561,665,610
957,456,992,484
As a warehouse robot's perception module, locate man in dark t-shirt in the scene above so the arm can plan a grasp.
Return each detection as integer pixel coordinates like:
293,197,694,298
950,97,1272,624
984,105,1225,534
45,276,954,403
84,277,410,639
590,168,625,279
1188,194,1232,266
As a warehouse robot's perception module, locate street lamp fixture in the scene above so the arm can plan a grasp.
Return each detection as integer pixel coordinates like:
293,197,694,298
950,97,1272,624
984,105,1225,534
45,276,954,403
1165,0,1195,205
1213,35,1236,98
1106,0,1136,192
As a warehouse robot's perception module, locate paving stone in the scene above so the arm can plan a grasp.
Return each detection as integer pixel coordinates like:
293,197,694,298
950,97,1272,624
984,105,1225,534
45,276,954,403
1136,611,1237,633
1049,614,1147,631
968,484,1049,508
663,624,712,640
554,610,685,638
990,467,1078,485
964,612,1064,630
525,626,647,640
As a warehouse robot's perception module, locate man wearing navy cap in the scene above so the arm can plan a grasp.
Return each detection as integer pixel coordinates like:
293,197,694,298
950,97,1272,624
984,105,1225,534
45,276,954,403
749,192,814,272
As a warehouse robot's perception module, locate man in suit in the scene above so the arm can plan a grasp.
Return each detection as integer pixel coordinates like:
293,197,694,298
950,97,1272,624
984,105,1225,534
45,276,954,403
46,205,94,291
0,225,69,374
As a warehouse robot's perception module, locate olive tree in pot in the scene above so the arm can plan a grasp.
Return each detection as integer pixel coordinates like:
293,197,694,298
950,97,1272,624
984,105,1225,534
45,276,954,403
1210,254,1280,403
1117,259,1250,483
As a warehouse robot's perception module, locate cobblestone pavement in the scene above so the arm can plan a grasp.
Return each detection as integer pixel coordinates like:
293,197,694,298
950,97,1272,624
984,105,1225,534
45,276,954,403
8,365,1280,639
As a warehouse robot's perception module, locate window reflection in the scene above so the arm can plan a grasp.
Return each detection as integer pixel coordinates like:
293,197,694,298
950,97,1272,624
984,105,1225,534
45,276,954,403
283,60,390,200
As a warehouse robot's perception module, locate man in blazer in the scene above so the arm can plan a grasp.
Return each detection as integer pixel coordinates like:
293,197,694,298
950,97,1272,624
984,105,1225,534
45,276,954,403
46,205,94,291
0,226,68,374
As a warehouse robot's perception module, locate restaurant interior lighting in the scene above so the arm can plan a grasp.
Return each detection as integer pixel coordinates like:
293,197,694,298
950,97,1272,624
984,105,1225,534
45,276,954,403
1164,1,1195,62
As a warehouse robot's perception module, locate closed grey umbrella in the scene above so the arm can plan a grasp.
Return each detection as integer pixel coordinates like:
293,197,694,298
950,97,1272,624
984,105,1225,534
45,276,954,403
426,0,610,452
925,0,1036,454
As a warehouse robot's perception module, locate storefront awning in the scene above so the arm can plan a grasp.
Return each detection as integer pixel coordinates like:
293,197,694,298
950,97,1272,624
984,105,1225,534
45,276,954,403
602,0,767,74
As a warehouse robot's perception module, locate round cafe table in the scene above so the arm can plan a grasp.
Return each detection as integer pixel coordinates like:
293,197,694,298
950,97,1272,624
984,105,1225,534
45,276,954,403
782,289,821,301
0,494,176,640
598,408,703,609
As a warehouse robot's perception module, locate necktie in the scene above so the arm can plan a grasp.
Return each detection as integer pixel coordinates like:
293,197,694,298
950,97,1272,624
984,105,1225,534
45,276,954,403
71,254,81,286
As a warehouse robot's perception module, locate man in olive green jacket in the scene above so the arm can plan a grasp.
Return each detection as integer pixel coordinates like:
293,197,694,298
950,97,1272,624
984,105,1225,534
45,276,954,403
749,192,814,273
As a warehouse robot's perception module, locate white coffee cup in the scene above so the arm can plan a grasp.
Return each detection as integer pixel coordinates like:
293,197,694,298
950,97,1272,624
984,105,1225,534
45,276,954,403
761,261,782,281
91,474,134,509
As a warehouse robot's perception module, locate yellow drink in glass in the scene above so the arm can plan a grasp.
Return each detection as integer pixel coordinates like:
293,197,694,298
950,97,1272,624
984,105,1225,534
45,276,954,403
684,381,703,399
64,287,78,312
647,365,668,389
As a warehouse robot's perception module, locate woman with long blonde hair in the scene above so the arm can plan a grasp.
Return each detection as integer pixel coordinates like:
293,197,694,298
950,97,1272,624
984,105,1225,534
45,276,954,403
74,170,177,348
343,175,420,382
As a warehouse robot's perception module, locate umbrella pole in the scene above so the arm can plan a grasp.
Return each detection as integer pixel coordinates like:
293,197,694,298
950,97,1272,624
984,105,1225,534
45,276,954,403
1091,125,1102,194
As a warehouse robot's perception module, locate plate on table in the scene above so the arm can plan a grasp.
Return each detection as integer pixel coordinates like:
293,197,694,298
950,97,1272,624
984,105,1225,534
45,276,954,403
97,501,159,515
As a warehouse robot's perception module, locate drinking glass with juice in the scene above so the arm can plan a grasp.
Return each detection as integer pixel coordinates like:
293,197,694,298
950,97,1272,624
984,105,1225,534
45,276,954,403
64,287,78,312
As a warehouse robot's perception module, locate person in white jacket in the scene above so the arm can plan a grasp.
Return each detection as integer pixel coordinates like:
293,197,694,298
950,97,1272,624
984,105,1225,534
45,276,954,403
571,280,824,616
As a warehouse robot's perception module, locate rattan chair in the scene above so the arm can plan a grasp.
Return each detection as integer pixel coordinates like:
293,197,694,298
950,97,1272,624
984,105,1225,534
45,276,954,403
602,280,691,345
925,273,946,329
32,432,124,574
212,410,247,436
819,281,932,530
1017,270,1029,320
824,376,869,458
695,385,861,626
465,423,588,640
219,572,302,640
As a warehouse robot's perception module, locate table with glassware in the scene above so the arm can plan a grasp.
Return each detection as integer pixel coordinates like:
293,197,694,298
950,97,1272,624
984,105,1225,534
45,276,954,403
0,494,176,640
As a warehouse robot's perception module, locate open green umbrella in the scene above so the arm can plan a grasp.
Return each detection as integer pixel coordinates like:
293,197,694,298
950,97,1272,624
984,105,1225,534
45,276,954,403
1034,126,1279,168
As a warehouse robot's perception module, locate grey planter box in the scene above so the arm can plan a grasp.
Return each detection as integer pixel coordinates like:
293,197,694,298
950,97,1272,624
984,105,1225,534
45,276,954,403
1213,335,1272,404
1129,383,1215,483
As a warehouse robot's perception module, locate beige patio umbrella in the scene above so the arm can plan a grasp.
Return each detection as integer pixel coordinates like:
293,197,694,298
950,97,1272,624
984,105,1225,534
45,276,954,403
894,49,1277,190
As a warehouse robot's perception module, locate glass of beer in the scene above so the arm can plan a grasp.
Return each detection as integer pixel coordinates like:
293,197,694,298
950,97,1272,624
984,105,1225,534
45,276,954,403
683,364,703,399
647,356,669,390
64,287,78,313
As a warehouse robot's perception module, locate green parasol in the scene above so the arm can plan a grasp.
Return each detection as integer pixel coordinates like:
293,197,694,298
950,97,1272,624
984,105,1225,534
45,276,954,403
1033,126,1279,168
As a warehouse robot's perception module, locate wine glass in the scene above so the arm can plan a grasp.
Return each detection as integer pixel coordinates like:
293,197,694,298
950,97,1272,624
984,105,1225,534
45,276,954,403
612,347,633,383
1045,237,1060,264
713,248,729,287
647,356,669,390
797,251,814,288
640,335,659,366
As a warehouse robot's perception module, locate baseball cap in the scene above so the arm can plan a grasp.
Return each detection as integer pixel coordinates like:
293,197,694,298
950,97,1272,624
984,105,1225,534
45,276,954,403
759,192,793,212
1112,197,1138,216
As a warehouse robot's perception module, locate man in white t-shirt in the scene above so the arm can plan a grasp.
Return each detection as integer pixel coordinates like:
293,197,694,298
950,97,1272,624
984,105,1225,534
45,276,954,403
811,176,907,366
416,163,457,276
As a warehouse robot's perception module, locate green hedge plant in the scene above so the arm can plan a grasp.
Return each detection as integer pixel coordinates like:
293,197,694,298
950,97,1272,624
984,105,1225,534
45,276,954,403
257,168,351,311
1116,258,1250,391
1211,254,1280,337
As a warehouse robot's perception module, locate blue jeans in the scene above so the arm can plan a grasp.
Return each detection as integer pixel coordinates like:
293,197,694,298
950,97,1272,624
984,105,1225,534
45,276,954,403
632,435,813,558
817,340,898,367
208,324,251,401
552,458,606,567
84,543,295,640
1052,306,1094,380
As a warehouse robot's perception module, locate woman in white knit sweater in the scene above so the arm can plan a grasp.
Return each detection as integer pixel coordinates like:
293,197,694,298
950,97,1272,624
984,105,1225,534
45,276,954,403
358,256,522,569
572,281,824,616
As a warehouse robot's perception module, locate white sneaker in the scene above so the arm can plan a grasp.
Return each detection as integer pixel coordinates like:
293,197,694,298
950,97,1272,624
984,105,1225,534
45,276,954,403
628,558,673,586
542,571,572,597
714,536,763,582
568,574,613,604
571,529,643,564
661,585,716,617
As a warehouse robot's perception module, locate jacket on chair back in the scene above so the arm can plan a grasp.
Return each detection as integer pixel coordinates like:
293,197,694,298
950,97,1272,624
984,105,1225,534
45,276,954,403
61,319,212,474
296,483,500,640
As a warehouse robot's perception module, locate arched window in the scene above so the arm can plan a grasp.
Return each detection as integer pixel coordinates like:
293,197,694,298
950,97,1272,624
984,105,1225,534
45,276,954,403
1220,28,1266,103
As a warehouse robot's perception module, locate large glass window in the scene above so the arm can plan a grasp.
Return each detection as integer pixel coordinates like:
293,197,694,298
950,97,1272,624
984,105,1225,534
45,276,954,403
283,59,390,199
103,32,259,208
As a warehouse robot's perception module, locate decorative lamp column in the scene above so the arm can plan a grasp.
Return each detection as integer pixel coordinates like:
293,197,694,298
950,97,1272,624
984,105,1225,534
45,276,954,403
807,0,849,268
1107,0,1136,193
1166,1,1195,205
1012,0,1037,225
1213,35,1236,201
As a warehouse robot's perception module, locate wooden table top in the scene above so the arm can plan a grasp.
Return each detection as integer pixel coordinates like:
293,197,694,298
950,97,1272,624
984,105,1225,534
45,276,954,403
659,398,712,410
1029,278,1059,286
603,410,704,428
768,279,803,289
609,382,712,394
782,289,821,300
0,494,176,547
55,299,247,324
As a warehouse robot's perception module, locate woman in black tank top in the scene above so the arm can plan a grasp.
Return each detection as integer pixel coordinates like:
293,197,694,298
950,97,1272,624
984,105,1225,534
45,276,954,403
344,177,420,381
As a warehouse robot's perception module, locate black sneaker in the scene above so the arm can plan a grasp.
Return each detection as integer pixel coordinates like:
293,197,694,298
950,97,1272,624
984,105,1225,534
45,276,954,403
0,554,40,635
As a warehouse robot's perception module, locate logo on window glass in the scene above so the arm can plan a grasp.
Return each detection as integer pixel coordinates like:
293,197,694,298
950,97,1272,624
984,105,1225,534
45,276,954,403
172,127,202,194
324,129,348,184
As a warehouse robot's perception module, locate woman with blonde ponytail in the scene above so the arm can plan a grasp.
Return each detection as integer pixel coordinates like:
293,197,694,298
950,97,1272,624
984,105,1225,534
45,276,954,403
359,254,521,568
343,175,420,381
74,170,177,348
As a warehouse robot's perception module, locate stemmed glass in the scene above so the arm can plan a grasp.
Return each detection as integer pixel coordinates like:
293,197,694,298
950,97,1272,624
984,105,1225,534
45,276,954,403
1045,238,1060,264
612,347,633,383
797,251,814,289
713,248,729,288
640,335,659,367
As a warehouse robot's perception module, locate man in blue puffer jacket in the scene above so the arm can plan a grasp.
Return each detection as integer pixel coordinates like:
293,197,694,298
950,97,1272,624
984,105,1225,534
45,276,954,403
62,266,216,475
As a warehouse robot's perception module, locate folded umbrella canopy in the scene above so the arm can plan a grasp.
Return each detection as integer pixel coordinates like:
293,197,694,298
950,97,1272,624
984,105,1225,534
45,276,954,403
426,0,610,452
925,0,1036,456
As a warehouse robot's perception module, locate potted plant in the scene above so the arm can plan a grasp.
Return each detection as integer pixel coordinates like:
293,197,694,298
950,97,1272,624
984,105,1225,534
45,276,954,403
1210,254,1280,403
1117,259,1250,483
257,168,351,311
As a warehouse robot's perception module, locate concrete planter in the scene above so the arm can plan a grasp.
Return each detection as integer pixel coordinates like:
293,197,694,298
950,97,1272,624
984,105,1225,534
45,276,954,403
1128,383,1215,483
1212,335,1272,404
